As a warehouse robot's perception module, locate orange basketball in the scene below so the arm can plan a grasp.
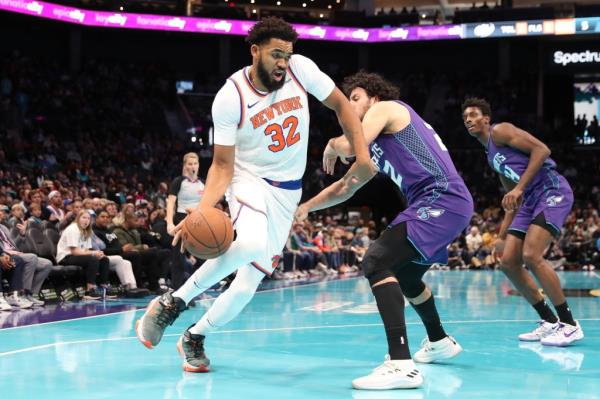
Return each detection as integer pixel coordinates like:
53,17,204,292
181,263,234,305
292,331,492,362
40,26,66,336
181,208,234,259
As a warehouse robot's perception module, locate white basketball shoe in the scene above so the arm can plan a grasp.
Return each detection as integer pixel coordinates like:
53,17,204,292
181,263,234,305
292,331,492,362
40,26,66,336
541,321,584,347
414,336,463,363
518,321,559,342
352,355,423,390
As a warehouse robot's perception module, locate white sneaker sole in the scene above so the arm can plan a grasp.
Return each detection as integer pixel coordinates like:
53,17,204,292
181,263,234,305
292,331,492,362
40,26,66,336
136,296,161,349
352,375,423,390
541,334,584,347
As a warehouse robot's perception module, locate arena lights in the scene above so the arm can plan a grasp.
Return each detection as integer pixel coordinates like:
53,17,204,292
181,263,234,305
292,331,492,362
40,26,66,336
0,0,599,43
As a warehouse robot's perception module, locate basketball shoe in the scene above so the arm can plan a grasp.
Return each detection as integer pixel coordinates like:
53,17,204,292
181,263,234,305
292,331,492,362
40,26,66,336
518,321,559,342
414,336,462,363
352,355,423,390
177,325,210,372
136,290,186,349
541,321,584,347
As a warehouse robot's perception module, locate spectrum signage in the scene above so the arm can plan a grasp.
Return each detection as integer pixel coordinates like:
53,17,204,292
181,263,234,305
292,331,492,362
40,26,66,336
0,0,598,42
553,50,600,66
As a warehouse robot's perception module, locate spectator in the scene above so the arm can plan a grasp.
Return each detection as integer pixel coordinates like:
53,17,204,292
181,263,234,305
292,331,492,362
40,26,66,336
92,209,137,290
0,220,52,305
0,205,10,228
46,190,65,225
0,250,31,310
112,210,171,292
27,203,44,228
59,200,83,231
8,204,26,229
465,225,483,263
56,210,110,300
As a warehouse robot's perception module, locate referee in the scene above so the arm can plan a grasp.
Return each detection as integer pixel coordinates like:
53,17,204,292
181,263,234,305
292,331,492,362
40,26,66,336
167,152,204,289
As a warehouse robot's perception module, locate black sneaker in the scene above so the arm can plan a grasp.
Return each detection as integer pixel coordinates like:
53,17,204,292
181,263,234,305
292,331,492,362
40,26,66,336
135,290,186,349
177,326,210,372
83,287,104,301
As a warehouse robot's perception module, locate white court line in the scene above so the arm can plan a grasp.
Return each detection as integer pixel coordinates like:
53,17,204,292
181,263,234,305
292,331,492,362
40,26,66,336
0,278,357,332
1,318,599,358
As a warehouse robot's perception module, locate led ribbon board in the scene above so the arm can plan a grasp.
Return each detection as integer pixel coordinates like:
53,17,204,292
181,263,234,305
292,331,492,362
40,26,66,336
1,0,598,42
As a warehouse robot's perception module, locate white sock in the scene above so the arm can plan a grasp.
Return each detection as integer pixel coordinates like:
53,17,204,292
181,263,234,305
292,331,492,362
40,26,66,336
188,264,265,335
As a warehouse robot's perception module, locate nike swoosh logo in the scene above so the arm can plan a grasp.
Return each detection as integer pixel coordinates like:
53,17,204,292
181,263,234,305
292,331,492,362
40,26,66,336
564,328,579,338
247,101,260,109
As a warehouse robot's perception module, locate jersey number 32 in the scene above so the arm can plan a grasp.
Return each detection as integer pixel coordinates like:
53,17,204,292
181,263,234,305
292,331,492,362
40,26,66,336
264,116,300,153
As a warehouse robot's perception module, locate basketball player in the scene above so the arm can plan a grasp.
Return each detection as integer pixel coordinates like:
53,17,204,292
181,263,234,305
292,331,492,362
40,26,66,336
295,72,473,390
462,98,583,346
135,17,376,372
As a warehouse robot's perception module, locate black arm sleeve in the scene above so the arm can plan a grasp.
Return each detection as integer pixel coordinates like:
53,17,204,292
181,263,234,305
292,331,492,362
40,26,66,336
169,176,184,196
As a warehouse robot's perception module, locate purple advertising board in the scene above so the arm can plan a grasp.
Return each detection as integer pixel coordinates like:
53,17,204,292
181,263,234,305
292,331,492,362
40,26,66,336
0,0,593,42
0,0,463,42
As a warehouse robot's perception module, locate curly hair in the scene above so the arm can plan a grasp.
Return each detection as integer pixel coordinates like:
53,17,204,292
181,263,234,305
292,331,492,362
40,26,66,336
461,97,492,117
245,17,298,46
342,71,400,101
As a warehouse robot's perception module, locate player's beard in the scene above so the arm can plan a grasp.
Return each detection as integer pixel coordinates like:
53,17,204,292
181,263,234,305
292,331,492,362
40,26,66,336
257,57,286,92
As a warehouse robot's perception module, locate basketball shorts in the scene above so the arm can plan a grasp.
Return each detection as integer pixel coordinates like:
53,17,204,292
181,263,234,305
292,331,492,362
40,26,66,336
390,184,473,265
226,169,302,276
508,174,573,238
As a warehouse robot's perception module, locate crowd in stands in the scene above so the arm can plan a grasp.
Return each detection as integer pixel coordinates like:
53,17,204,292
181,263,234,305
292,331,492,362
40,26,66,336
1,52,599,310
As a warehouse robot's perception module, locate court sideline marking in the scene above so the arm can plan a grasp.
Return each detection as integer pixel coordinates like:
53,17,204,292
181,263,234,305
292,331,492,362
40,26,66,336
1,318,599,358
0,277,357,332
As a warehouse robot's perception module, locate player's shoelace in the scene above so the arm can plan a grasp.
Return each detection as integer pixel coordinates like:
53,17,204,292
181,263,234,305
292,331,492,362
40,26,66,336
372,358,410,375
154,298,181,328
185,335,205,359
420,337,433,351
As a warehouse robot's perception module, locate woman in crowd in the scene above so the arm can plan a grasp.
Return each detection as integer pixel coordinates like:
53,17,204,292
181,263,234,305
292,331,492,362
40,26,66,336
56,210,110,300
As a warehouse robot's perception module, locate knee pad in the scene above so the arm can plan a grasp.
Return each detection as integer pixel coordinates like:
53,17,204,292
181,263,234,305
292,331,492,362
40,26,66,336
399,280,426,299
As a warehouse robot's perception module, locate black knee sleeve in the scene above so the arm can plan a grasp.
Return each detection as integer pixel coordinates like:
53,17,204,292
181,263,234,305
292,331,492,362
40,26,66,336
399,279,426,298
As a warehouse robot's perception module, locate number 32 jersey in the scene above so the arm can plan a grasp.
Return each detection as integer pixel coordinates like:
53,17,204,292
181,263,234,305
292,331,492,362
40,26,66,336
211,54,335,181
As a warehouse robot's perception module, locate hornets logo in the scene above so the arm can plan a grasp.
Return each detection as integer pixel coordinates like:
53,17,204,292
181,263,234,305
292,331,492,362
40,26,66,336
546,195,564,207
417,207,445,220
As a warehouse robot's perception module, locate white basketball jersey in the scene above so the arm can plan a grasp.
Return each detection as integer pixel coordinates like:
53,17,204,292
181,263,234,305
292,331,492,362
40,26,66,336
211,54,335,182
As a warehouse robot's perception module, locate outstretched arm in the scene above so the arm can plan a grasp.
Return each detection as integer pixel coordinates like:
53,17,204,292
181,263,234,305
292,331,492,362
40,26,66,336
295,162,374,221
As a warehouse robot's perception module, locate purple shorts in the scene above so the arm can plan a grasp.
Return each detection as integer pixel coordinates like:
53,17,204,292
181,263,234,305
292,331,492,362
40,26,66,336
508,175,573,237
391,185,473,265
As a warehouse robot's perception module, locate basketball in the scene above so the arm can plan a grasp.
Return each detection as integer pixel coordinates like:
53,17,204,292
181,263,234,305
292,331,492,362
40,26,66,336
181,208,234,259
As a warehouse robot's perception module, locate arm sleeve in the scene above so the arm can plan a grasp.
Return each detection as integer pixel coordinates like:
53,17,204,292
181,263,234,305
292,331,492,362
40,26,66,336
211,80,241,146
169,176,184,196
289,54,336,102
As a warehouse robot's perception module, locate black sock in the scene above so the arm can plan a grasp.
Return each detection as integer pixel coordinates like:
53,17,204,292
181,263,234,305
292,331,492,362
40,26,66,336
372,282,410,360
532,300,558,323
411,295,447,342
554,302,576,326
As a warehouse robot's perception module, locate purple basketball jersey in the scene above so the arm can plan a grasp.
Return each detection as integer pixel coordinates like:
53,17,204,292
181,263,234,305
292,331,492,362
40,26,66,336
486,126,574,235
486,126,558,196
369,101,473,264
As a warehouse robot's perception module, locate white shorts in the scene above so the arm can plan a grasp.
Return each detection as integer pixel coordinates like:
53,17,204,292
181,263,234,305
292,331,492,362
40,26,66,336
226,169,301,275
